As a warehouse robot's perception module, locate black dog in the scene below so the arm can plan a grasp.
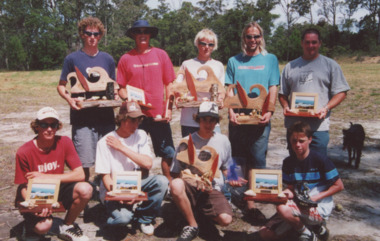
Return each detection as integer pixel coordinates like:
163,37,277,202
343,123,365,169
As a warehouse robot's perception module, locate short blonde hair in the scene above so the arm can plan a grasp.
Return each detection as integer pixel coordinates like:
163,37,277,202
78,17,105,38
194,28,218,51
241,22,267,56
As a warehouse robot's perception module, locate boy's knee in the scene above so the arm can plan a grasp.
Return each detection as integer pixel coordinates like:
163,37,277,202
34,217,53,234
74,182,93,200
217,213,232,226
170,178,185,196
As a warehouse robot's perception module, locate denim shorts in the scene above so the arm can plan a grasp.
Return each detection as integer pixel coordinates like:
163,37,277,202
139,118,175,159
72,124,115,168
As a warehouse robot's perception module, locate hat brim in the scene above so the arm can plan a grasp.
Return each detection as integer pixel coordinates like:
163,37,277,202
123,112,146,119
126,27,158,39
197,112,219,119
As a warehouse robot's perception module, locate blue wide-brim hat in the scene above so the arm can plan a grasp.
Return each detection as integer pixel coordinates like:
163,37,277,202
126,20,158,39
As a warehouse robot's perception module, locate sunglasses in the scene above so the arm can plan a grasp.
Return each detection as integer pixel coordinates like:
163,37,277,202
199,41,215,47
133,29,150,35
245,34,261,40
84,31,100,37
39,122,59,129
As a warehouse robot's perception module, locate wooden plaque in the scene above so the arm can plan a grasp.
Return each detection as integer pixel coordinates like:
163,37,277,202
288,92,319,117
105,192,148,201
18,201,66,213
26,179,60,204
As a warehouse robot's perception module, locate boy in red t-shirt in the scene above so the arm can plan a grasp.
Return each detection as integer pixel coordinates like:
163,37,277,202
14,107,92,241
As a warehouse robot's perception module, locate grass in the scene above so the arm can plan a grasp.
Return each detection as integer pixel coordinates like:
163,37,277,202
0,58,379,239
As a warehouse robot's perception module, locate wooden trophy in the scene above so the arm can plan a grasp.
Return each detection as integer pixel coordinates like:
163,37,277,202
284,92,319,118
67,66,121,109
126,85,153,110
173,65,225,108
224,81,268,124
244,169,287,204
176,135,220,192
105,171,148,201
18,179,65,213
154,94,174,122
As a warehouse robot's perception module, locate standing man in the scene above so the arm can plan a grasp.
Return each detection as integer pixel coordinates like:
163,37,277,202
225,22,280,219
170,102,233,241
117,20,176,181
15,107,92,241
57,17,116,182
279,28,350,156
95,101,168,235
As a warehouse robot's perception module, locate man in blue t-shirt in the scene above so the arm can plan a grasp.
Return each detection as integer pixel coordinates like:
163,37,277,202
225,21,280,220
57,17,116,181
259,121,344,241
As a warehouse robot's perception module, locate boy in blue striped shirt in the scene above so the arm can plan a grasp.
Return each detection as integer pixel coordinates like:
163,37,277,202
259,121,344,241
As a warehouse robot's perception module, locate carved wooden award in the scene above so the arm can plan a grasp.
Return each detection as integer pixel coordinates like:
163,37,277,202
67,66,121,109
176,135,220,191
224,81,268,124
173,65,225,108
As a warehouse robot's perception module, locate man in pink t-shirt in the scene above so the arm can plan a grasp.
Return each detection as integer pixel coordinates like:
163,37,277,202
14,107,92,241
117,20,176,181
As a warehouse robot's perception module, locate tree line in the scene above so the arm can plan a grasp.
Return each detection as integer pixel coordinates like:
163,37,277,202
1,0,379,71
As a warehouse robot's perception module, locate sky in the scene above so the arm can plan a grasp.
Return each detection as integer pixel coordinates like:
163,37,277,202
146,0,368,30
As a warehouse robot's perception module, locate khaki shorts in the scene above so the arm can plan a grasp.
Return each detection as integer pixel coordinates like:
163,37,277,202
184,181,233,218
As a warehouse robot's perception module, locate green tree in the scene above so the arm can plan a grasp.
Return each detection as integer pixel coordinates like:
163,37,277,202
6,35,27,70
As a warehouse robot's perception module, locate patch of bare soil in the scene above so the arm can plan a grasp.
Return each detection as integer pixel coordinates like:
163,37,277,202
1,107,379,240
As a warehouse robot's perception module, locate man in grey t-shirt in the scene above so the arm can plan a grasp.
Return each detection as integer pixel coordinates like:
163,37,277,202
279,28,350,156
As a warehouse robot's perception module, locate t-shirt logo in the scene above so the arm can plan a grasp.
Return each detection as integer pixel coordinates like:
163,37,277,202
238,65,265,70
300,71,313,85
37,161,59,173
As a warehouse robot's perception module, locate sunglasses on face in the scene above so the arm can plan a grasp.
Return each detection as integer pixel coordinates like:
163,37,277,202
133,29,150,35
199,41,215,47
84,30,100,37
245,34,261,40
39,122,59,129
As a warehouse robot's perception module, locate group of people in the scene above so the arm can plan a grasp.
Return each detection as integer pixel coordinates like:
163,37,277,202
14,16,349,241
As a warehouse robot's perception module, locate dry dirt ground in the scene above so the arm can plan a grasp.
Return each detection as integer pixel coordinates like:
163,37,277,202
0,105,379,241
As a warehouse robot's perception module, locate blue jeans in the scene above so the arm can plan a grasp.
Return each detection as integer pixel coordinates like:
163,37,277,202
105,175,168,225
229,122,271,169
287,130,329,157
72,124,115,168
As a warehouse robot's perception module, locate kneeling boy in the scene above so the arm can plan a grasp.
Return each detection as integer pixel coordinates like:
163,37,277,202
259,121,344,241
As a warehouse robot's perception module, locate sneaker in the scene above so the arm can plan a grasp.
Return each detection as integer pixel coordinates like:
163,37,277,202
313,223,329,241
58,223,89,241
140,223,154,236
298,228,317,241
177,226,199,241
